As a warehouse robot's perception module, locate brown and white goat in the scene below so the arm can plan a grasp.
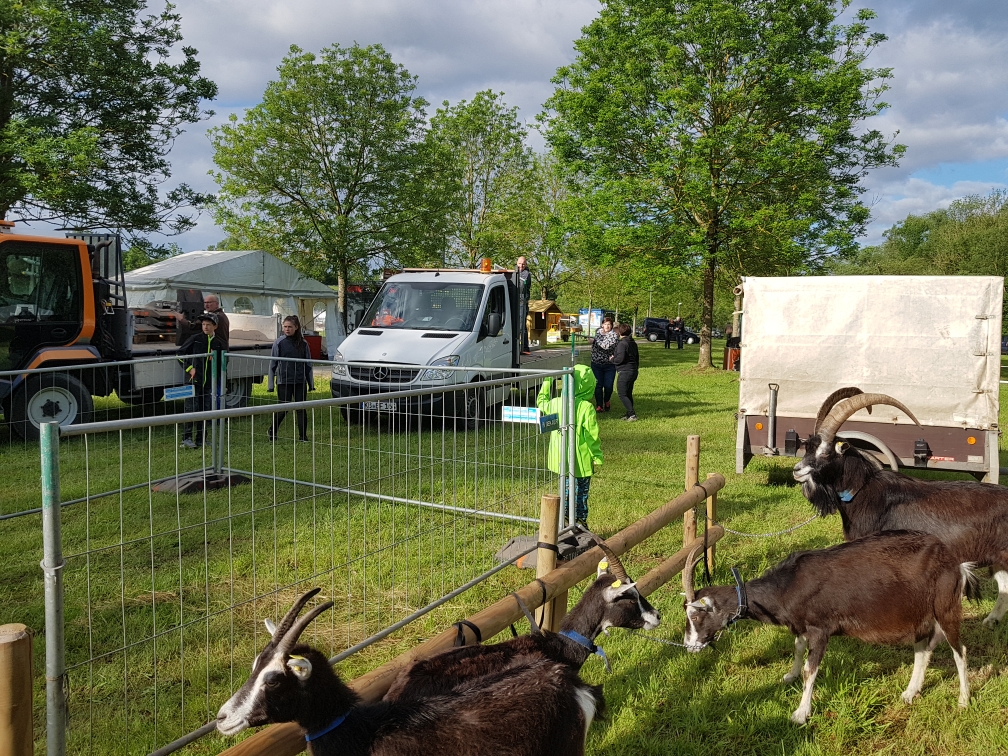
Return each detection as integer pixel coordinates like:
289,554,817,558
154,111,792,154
793,388,1008,627
384,540,660,703
681,533,976,725
217,589,604,756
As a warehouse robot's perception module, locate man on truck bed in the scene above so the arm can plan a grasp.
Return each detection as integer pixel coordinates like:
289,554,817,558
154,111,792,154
177,313,227,449
178,294,230,347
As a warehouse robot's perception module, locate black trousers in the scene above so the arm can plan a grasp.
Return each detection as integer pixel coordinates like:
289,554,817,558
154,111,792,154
273,383,308,438
616,369,638,416
664,331,671,349
676,332,684,349
183,389,212,443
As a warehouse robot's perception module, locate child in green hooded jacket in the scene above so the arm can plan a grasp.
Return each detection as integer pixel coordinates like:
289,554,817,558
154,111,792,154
537,363,603,528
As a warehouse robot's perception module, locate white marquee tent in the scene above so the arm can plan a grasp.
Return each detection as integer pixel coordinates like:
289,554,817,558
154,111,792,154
124,250,343,355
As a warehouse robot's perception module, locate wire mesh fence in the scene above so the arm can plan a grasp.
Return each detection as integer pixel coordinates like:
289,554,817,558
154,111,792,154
25,362,573,756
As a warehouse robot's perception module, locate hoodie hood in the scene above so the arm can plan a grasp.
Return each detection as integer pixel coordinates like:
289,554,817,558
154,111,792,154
574,363,596,401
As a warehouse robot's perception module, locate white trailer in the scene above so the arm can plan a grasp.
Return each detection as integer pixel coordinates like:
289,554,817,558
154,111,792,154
736,275,1003,483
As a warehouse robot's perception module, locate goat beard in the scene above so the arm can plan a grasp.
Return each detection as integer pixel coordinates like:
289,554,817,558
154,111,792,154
802,477,840,517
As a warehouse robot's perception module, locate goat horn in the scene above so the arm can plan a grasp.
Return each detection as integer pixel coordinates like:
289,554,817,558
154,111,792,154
271,588,321,643
813,387,866,434
682,545,703,603
592,536,629,582
818,393,921,445
278,600,336,653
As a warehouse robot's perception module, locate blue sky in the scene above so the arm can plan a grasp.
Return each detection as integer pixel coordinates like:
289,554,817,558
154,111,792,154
22,0,1008,249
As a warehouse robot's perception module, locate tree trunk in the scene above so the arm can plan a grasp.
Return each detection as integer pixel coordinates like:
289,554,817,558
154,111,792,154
698,230,718,368
337,265,347,335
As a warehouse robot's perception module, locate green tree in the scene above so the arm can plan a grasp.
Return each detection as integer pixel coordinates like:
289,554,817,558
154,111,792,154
545,0,903,366
210,43,456,331
431,90,531,268
0,0,216,239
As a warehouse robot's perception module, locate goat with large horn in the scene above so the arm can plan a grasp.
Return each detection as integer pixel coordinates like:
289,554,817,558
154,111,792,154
384,535,659,703
217,589,604,756
794,387,1008,628
681,534,976,725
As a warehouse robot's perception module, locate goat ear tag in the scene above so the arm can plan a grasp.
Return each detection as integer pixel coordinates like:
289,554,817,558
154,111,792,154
264,618,277,637
286,655,312,680
835,441,848,454
597,559,609,576
611,579,622,589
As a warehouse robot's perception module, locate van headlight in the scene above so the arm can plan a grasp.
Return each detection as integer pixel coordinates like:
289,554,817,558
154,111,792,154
420,355,460,381
331,350,348,377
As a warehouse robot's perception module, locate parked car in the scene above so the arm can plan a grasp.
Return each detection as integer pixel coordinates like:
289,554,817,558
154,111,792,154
1002,334,1008,355
641,317,700,344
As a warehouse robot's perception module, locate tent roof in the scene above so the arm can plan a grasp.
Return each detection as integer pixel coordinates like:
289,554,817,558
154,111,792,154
124,250,336,299
528,299,561,313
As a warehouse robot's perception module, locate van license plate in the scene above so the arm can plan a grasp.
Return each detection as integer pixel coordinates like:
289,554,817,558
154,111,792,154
361,401,397,412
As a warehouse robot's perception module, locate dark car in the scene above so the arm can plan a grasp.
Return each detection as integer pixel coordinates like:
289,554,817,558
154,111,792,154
641,317,700,344
1002,335,1008,355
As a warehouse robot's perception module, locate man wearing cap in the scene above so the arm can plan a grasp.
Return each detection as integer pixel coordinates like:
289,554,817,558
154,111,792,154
177,312,227,448
177,293,230,347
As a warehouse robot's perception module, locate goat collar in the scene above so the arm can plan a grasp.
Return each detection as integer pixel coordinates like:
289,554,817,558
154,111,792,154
559,630,611,672
838,484,862,503
728,567,748,625
305,712,348,743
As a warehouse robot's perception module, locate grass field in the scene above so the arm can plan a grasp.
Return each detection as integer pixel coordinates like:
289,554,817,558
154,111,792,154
2,341,1008,755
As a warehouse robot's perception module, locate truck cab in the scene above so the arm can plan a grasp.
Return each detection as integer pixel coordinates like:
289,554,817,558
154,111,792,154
331,269,520,423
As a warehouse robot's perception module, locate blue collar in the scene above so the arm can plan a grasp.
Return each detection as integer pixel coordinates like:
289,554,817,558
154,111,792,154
839,490,854,502
305,712,348,742
728,567,748,625
559,630,611,672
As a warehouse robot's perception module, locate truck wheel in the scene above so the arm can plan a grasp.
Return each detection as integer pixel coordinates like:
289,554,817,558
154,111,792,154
460,386,486,431
225,378,253,409
11,373,94,441
648,333,658,342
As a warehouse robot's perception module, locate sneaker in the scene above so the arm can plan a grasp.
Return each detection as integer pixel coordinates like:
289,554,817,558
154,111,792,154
604,402,611,412
595,405,603,412
626,414,638,422
180,438,197,449
298,436,309,443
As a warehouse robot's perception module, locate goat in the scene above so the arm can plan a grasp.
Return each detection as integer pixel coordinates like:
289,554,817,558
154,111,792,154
680,533,976,725
792,388,1008,628
216,588,604,756
384,539,659,702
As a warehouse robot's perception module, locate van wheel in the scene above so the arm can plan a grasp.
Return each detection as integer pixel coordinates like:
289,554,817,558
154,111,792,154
460,386,486,430
225,378,252,409
648,333,658,342
11,373,94,441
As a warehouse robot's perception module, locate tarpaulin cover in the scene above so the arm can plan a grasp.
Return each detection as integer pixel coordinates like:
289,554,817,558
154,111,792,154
738,276,1003,430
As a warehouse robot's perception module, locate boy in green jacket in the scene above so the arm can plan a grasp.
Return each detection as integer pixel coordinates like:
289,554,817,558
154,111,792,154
537,363,603,529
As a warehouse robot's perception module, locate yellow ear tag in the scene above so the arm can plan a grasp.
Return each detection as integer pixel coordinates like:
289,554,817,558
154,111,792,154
597,558,609,576
289,654,306,661
611,580,622,589
835,441,845,454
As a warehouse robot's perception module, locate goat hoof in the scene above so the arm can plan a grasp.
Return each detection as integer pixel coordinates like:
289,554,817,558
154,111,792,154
959,696,970,709
790,710,809,725
901,690,918,704
783,673,799,684
981,616,999,629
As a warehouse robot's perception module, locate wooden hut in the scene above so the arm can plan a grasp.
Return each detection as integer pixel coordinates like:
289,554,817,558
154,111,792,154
527,299,563,346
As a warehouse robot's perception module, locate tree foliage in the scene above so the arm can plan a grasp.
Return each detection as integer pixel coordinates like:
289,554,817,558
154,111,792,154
210,43,456,329
545,0,903,366
430,90,531,268
0,0,216,238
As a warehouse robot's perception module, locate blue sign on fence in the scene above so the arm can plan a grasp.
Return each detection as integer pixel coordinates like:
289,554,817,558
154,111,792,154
538,413,560,434
501,406,539,424
164,384,196,401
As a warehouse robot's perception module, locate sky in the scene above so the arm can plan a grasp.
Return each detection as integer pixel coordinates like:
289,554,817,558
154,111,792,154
43,0,1008,250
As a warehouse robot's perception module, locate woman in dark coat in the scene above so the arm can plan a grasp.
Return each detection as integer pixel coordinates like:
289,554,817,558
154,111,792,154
612,323,640,421
268,315,315,441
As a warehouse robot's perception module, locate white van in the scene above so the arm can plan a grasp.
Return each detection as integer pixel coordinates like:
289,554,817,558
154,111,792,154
331,269,569,424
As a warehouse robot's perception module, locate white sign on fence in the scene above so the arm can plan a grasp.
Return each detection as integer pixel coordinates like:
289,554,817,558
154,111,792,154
501,406,539,424
164,384,196,401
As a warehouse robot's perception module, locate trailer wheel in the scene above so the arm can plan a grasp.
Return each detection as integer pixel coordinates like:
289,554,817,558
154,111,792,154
225,378,252,409
11,373,94,440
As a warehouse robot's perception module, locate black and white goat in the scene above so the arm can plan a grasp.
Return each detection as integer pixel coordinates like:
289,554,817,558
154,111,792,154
681,533,976,724
217,589,604,756
793,388,1008,627
384,539,659,703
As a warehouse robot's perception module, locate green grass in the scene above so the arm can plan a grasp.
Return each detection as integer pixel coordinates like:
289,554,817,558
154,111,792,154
2,343,1008,754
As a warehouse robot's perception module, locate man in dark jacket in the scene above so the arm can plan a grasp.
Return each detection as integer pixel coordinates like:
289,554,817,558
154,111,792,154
177,313,227,448
664,318,673,349
612,323,640,421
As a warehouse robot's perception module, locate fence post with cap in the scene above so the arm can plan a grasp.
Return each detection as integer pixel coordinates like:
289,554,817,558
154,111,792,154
536,494,561,630
0,623,33,756
705,471,718,574
683,435,700,548
40,421,66,756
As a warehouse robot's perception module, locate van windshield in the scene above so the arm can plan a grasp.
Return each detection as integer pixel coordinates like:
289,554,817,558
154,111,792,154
363,282,485,331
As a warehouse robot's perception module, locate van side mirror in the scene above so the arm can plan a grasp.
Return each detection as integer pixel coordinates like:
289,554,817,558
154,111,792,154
488,312,502,337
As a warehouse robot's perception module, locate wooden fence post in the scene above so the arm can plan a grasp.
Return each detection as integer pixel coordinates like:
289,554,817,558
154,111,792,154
0,624,33,756
705,472,718,574
536,494,561,630
683,435,700,547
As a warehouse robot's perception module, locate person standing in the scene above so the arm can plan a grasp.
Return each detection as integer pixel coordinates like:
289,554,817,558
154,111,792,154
268,315,315,442
516,256,531,354
589,316,618,411
612,323,639,421
177,293,230,348
536,364,603,530
664,317,673,349
177,313,227,448
674,316,685,349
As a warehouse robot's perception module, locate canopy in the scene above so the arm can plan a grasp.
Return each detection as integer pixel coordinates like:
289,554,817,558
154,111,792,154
125,250,343,354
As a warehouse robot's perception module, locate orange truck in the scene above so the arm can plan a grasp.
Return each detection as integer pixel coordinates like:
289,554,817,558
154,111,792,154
0,223,271,438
